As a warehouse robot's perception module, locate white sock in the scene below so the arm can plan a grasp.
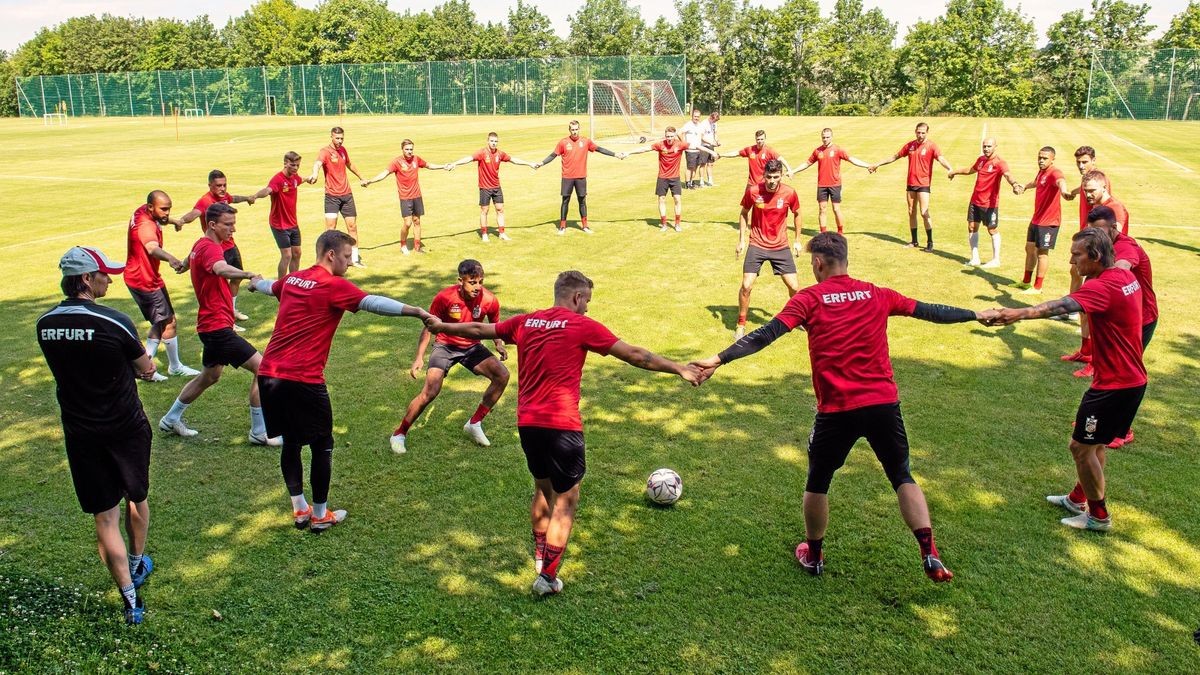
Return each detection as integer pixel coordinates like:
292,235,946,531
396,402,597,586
351,246,360,261
991,233,1002,260
163,337,183,370
232,295,239,312
290,494,309,512
968,232,979,259
146,338,160,359
249,406,266,436
163,399,189,425
127,553,143,577
119,583,138,609
313,502,327,519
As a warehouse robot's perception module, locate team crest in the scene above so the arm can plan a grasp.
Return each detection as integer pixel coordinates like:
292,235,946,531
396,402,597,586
1084,415,1098,437
472,305,482,318
776,198,784,208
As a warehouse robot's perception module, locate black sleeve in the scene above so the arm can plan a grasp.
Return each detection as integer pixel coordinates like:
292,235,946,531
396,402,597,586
541,153,558,165
912,301,976,324
717,318,791,364
596,147,617,157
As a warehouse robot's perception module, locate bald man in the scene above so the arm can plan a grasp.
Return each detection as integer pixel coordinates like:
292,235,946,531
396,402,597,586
948,138,1021,268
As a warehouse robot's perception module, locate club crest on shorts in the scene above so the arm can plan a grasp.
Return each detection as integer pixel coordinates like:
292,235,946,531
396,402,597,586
1084,415,1098,437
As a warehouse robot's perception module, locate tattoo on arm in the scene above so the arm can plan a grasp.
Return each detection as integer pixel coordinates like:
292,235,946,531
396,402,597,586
1032,296,1083,318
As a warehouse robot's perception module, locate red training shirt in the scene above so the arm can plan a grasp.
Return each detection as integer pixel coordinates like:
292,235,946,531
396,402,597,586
194,191,237,251
1030,166,1065,226
897,140,941,188
268,172,302,231
555,136,599,179
189,237,234,334
652,140,690,179
388,156,428,200
124,205,164,292
258,265,368,384
493,307,620,432
473,148,511,189
808,144,851,188
969,155,1009,208
741,183,800,251
429,285,501,349
1079,173,1113,230
773,274,917,413
738,145,780,186
1102,195,1130,236
1070,267,1145,389
1112,232,1157,326
318,145,352,196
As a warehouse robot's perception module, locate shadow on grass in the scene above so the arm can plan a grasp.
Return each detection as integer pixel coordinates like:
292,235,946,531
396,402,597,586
1139,236,1200,256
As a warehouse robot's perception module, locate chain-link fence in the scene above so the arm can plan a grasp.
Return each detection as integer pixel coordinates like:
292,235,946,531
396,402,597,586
15,55,686,119
1086,48,1200,120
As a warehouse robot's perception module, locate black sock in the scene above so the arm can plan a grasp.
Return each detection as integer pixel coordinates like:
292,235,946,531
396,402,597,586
910,228,918,244
926,231,933,246
807,538,823,560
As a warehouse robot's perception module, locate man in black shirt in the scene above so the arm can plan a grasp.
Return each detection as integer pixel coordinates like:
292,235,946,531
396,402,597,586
36,246,158,625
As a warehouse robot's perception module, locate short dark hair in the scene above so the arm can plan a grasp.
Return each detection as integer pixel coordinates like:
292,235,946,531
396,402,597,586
1083,169,1107,185
806,232,849,265
1072,228,1115,267
665,126,677,133
554,270,593,299
1087,205,1117,226
60,273,89,298
208,169,226,183
316,229,356,257
1040,146,1056,156
916,122,929,131
754,129,765,137
205,201,237,226
401,139,414,149
284,151,301,163
457,259,484,277
763,159,784,175
146,190,169,206
487,132,498,139
331,126,344,134
821,127,833,134
1074,146,1096,160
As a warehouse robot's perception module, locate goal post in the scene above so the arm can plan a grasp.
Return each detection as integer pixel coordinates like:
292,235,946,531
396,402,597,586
588,79,683,143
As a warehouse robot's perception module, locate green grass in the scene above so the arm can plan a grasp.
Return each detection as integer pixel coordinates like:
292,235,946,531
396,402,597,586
1,113,1198,672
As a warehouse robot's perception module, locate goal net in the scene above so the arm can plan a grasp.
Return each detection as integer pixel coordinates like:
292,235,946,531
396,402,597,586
588,80,683,143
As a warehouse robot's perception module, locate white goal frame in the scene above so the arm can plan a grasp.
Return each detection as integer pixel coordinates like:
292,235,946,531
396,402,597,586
183,108,205,118
43,112,67,126
588,79,682,143
1183,92,1200,121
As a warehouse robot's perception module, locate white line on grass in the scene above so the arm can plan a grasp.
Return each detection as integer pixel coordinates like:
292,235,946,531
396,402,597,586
0,223,124,251
0,174,193,188
1108,134,1194,173
997,215,1200,230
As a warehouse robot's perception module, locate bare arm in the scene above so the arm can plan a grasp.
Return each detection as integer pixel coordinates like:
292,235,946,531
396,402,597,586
347,160,363,181
143,240,186,272
625,146,654,156
427,319,500,340
230,194,255,205
175,208,202,231
947,165,977,180
308,160,322,184
447,156,474,168
252,185,273,200
608,340,698,385
736,207,750,255
790,160,813,175
992,296,1085,325
361,169,394,187
409,327,433,379
847,156,870,169
508,157,537,168
211,260,260,282
1056,178,1073,199
937,155,953,172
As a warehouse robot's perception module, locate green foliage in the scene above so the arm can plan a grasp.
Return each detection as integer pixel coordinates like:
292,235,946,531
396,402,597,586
811,0,897,108
566,0,646,56
506,0,563,58
1155,1,1200,49
0,52,15,117
821,102,870,116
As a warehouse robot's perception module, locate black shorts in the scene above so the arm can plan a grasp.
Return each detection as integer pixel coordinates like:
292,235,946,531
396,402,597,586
128,286,174,325
1142,319,1157,349
199,328,257,368
817,186,843,203
685,151,703,171
519,426,586,493
561,178,587,198
743,245,797,276
324,193,357,217
272,227,301,249
222,244,243,270
655,177,682,196
1027,224,1060,250
968,204,999,228
479,187,504,206
400,198,425,218
701,143,716,165
906,185,931,193
1072,385,1146,446
428,342,494,373
64,420,152,514
258,376,333,447
806,402,915,494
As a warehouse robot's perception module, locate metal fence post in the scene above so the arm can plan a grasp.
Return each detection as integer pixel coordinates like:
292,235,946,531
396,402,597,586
96,72,102,115
226,68,233,116
157,71,165,116
262,66,269,114
1084,50,1095,119
1165,47,1177,120
38,75,46,116
427,61,433,115
127,73,134,116
473,59,478,114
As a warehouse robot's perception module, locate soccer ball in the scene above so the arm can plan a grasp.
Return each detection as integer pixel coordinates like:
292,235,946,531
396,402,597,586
638,136,647,144
645,468,682,505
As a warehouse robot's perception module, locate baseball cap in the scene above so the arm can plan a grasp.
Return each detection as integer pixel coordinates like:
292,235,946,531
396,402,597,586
60,246,125,276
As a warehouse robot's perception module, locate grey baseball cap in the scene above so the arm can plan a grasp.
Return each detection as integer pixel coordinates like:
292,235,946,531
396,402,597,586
60,246,125,276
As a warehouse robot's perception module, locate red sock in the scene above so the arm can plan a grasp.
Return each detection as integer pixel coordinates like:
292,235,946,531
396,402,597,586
1034,276,1045,290
532,530,547,565
819,226,827,233
542,543,565,579
1022,270,1032,284
837,227,844,234
1068,483,1086,504
674,215,681,225
414,238,421,250
396,419,412,435
469,404,490,424
498,226,506,233
581,217,588,228
1080,337,1092,356
660,215,667,224
913,527,939,558
481,226,488,234
559,220,566,229
1088,498,1109,520
737,314,747,325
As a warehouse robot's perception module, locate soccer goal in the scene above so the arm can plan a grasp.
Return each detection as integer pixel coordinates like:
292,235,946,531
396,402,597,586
183,108,204,118
588,80,682,143
1183,92,1200,121
42,113,67,126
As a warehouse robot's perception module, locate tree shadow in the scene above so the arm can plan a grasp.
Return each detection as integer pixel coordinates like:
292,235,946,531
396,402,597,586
1139,237,1200,256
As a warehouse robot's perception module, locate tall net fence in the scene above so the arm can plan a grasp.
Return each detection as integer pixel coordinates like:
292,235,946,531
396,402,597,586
14,56,686,119
1087,48,1200,120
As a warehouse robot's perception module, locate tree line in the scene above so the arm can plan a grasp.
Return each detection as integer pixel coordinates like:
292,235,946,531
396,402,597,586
3,0,1200,119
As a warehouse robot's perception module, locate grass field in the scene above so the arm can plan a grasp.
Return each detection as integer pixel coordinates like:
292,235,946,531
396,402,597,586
1,112,1198,672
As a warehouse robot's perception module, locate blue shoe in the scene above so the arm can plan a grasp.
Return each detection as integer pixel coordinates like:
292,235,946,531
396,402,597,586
124,597,145,625
131,554,154,589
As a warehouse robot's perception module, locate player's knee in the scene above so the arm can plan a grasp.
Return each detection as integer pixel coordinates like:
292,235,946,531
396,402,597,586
312,437,335,454
423,379,443,399
1068,439,1095,460
494,366,510,387
885,462,916,491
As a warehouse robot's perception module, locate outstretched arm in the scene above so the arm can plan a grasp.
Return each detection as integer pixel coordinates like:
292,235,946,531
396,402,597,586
693,318,791,377
175,208,202,231
359,295,432,321
361,168,394,187
625,146,654,156
427,318,500,340
608,340,700,385
847,156,870,169
537,152,559,169
911,301,995,325
790,160,813,176
937,156,953,173
212,260,261,283
509,157,537,168
992,296,1084,325
249,278,277,297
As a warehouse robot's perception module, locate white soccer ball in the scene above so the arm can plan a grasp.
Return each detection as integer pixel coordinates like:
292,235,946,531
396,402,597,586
646,468,682,505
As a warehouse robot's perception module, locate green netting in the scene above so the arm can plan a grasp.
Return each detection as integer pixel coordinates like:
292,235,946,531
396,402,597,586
1086,48,1200,120
14,56,686,118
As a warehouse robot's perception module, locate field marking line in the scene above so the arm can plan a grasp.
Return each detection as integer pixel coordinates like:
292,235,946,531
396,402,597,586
1108,134,1194,173
0,174,193,188
0,223,125,251
998,215,1200,230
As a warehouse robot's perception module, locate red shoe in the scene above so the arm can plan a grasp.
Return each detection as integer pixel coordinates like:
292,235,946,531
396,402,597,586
1106,435,1126,449
1124,429,1135,444
923,555,954,583
794,542,824,576
1072,363,1094,379
1060,350,1088,363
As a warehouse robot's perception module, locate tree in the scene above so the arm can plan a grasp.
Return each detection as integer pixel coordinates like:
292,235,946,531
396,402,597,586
138,17,227,71
811,0,897,109
310,0,399,64
506,0,562,57
0,51,17,117
1089,0,1153,51
1155,1,1200,49
222,0,316,67
418,0,485,61
566,0,646,56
